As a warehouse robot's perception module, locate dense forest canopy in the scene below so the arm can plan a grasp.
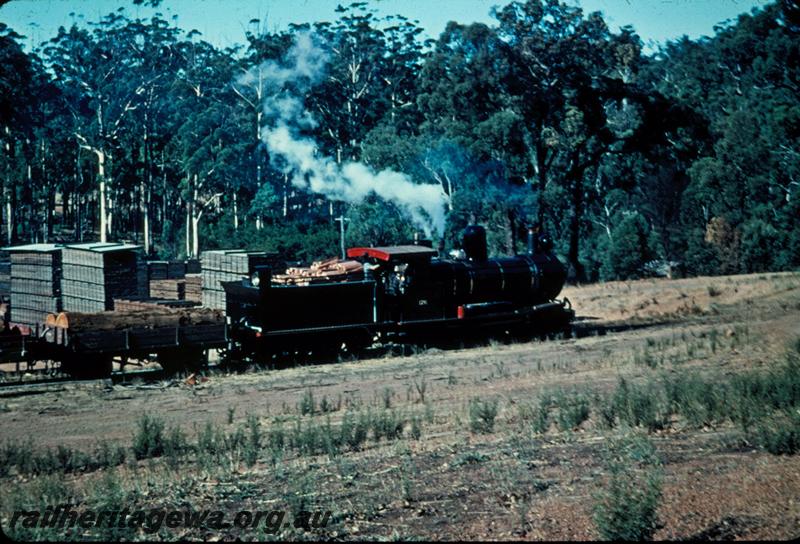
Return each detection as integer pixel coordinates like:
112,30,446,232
0,0,798,281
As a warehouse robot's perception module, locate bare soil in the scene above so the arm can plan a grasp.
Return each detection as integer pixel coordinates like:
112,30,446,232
1,271,799,540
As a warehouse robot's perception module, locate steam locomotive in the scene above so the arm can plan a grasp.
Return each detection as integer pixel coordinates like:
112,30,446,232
222,225,573,360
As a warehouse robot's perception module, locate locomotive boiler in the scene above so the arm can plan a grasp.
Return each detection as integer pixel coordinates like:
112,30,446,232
223,225,573,359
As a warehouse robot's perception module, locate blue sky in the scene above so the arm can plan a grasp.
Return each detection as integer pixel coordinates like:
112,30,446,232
1,0,773,53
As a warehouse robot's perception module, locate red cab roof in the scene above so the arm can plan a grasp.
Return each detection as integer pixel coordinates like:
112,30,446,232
346,245,436,263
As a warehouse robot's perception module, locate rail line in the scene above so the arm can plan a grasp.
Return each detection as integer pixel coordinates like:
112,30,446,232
0,318,672,393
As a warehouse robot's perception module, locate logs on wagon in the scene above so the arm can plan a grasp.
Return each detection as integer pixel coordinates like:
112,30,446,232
50,306,224,331
272,257,363,285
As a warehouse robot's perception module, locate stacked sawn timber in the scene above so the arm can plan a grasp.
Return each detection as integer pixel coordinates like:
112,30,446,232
7,244,62,326
201,250,283,309
272,257,363,285
149,279,185,300
61,242,147,313
147,260,194,300
184,274,202,303
0,249,10,296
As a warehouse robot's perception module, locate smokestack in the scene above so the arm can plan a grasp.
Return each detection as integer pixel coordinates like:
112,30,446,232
413,232,433,248
463,225,488,262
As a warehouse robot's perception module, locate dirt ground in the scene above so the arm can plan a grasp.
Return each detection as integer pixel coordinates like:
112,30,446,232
0,271,799,540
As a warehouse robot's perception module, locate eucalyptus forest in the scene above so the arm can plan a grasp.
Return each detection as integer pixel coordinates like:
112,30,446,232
1,0,798,281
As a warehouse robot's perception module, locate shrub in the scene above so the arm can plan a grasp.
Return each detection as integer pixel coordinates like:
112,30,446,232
751,411,800,455
94,441,126,468
196,420,223,457
593,433,663,541
372,409,404,442
132,414,166,459
299,389,316,415
557,391,591,431
613,378,669,432
468,398,499,434
244,414,262,466
381,387,394,409
410,415,422,440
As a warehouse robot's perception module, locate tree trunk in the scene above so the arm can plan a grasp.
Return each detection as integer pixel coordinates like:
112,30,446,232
186,175,197,257
3,127,10,245
191,174,200,258
255,109,262,231
98,150,107,243
7,186,14,244
141,122,151,255
568,174,585,282
27,163,34,243
233,191,239,230
143,187,150,255
185,204,191,260
107,181,113,240
192,214,200,259
283,173,288,217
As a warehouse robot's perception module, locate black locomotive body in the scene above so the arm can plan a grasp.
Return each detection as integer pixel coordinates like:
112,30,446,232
223,226,573,358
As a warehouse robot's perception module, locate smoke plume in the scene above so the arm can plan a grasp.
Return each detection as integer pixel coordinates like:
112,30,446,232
247,32,447,237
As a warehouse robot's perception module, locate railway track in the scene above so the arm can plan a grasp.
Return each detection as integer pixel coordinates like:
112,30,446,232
0,318,673,393
0,366,172,393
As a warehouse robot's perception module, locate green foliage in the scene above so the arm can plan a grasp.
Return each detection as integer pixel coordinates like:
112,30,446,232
0,439,127,477
517,396,550,434
299,389,316,416
610,378,669,432
601,214,651,281
345,196,417,248
199,220,339,264
468,397,500,434
739,218,782,273
554,390,591,431
593,433,663,541
752,411,800,455
0,0,797,278
132,414,166,460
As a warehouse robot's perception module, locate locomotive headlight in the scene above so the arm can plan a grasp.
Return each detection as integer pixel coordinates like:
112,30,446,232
250,272,260,287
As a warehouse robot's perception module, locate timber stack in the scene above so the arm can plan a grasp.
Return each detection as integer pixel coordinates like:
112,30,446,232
184,274,202,303
7,244,63,326
147,259,196,299
149,279,185,300
0,249,10,297
201,250,283,309
61,242,147,313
